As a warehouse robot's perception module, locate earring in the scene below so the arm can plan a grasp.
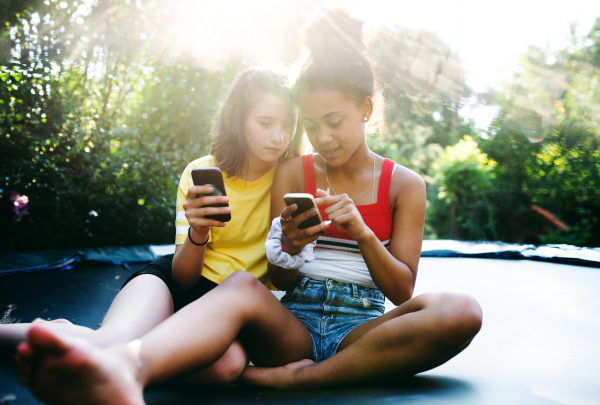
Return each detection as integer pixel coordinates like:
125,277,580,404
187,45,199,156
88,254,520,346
363,117,368,122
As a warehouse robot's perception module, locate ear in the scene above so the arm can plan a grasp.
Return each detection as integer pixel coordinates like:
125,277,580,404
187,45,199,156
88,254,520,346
360,96,374,122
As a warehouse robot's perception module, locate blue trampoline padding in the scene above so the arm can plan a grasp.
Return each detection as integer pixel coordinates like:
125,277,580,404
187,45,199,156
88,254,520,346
0,245,157,276
421,240,600,268
2,240,600,277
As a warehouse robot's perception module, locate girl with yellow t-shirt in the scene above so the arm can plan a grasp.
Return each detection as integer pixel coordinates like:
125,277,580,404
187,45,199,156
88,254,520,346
3,66,304,385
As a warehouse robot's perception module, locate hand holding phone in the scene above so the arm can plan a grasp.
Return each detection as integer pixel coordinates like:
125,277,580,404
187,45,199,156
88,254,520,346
278,193,330,256
191,168,231,223
283,193,325,234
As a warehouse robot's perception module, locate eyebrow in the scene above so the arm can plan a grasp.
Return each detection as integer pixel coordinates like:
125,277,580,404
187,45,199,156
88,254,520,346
300,110,344,121
256,116,275,120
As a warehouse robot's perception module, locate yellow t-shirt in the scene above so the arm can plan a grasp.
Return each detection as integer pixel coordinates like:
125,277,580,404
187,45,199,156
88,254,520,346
175,155,276,290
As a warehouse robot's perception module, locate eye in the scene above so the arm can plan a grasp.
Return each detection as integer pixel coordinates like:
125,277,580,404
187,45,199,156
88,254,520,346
329,120,342,128
260,121,271,128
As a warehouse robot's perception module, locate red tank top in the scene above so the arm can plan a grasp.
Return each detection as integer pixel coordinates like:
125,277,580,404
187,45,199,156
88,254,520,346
302,154,395,252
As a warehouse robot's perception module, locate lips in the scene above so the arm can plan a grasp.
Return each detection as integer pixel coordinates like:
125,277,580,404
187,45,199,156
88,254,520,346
322,147,341,159
266,147,282,154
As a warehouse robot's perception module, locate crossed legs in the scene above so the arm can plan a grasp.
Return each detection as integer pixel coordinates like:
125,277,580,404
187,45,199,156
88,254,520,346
241,290,483,388
3,274,250,385
14,275,482,403
15,272,314,404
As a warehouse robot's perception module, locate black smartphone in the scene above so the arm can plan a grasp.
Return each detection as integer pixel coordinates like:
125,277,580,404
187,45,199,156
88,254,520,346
191,168,231,222
283,193,325,235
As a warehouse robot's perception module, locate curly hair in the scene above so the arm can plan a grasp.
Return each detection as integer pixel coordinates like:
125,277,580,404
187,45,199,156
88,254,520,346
291,9,385,136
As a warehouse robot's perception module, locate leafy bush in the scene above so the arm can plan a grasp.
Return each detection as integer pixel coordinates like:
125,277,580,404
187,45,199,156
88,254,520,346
0,1,239,251
428,136,498,240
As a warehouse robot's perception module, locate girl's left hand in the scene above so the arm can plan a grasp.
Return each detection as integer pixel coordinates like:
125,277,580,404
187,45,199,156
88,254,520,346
315,189,372,241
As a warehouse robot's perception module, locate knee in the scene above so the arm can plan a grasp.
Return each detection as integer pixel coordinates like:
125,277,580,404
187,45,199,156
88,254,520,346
432,291,482,347
220,272,267,301
221,271,260,291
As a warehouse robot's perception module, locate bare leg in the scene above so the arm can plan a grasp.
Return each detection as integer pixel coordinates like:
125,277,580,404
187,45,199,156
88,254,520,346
16,272,313,404
6,273,251,385
179,340,249,386
0,275,173,350
242,290,483,389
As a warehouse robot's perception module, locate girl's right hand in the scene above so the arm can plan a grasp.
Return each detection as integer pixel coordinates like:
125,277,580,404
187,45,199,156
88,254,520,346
279,204,331,256
183,185,231,240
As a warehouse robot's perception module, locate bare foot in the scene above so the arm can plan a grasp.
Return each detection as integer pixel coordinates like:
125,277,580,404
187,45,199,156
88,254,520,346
32,318,73,325
15,325,145,405
241,358,315,389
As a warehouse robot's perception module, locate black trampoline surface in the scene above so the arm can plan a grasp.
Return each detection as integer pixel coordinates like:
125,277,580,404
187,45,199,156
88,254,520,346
1,257,599,404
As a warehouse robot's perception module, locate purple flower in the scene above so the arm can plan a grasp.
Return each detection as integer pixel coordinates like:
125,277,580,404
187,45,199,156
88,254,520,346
10,191,29,219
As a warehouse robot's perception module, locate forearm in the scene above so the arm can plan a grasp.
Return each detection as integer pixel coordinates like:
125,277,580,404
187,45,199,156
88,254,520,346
358,232,415,304
268,263,299,291
172,229,208,290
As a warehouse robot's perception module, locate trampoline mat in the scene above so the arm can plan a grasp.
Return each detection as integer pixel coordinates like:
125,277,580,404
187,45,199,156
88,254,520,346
1,258,599,404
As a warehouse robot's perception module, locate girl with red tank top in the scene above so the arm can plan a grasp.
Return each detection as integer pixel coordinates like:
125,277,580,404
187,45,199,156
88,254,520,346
248,8,482,387
297,154,395,289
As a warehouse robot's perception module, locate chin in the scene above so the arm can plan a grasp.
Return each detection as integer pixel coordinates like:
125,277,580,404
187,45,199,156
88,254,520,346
323,154,348,167
262,157,280,165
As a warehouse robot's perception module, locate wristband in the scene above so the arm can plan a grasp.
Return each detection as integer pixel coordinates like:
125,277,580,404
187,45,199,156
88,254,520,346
188,227,209,246
265,217,316,269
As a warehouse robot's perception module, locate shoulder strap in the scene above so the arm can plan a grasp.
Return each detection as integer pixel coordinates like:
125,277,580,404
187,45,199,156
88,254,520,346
302,154,317,197
377,158,395,207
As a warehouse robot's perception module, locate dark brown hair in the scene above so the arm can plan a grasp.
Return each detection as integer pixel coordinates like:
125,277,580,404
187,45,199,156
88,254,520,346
292,9,384,135
210,66,303,178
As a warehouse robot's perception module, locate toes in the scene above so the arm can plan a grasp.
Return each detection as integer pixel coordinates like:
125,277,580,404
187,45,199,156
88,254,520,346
15,343,34,386
51,319,73,325
32,318,73,325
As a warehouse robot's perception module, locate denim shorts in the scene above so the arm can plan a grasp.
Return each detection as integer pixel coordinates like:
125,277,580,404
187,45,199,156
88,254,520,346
280,277,385,363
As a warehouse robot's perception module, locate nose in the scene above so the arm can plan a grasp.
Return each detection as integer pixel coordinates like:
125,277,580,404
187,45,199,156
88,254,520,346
315,127,333,146
270,124,286,144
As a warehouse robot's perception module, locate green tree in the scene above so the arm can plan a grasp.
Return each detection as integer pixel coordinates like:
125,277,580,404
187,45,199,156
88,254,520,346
481,18,600,246
369,27,475,185
0,0,237,250
429,136,497,240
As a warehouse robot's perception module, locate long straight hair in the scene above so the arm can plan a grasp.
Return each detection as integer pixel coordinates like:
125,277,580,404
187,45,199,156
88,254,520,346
210,67,303,178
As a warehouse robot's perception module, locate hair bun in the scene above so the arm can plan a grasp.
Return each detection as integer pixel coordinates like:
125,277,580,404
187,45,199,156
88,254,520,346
303,9,366,60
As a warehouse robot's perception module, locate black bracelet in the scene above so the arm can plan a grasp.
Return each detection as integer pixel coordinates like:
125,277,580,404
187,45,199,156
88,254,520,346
188,227,209,246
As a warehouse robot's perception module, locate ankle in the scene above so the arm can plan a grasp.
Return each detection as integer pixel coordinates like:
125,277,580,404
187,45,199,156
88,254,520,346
288,361,315,389
110,341,149,387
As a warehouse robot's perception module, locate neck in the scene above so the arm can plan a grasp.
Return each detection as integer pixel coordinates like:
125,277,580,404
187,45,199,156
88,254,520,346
241,155,275,182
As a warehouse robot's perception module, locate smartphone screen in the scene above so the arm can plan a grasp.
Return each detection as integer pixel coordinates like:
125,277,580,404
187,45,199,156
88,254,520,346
283,193,325,235
191,168,231,222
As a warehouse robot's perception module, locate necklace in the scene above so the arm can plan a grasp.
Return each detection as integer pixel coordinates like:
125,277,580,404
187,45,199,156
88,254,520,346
324,151,376,203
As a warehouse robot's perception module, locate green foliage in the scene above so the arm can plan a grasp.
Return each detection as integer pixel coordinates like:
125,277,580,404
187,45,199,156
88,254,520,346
0,0,237,251
428,136,498,240
369,28,476,185
482,125,600,246
481,17,600,246
0,0,477,251
2,0,599,249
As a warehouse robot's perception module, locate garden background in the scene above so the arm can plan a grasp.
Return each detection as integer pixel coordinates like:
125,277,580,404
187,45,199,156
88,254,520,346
2,0,600,252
